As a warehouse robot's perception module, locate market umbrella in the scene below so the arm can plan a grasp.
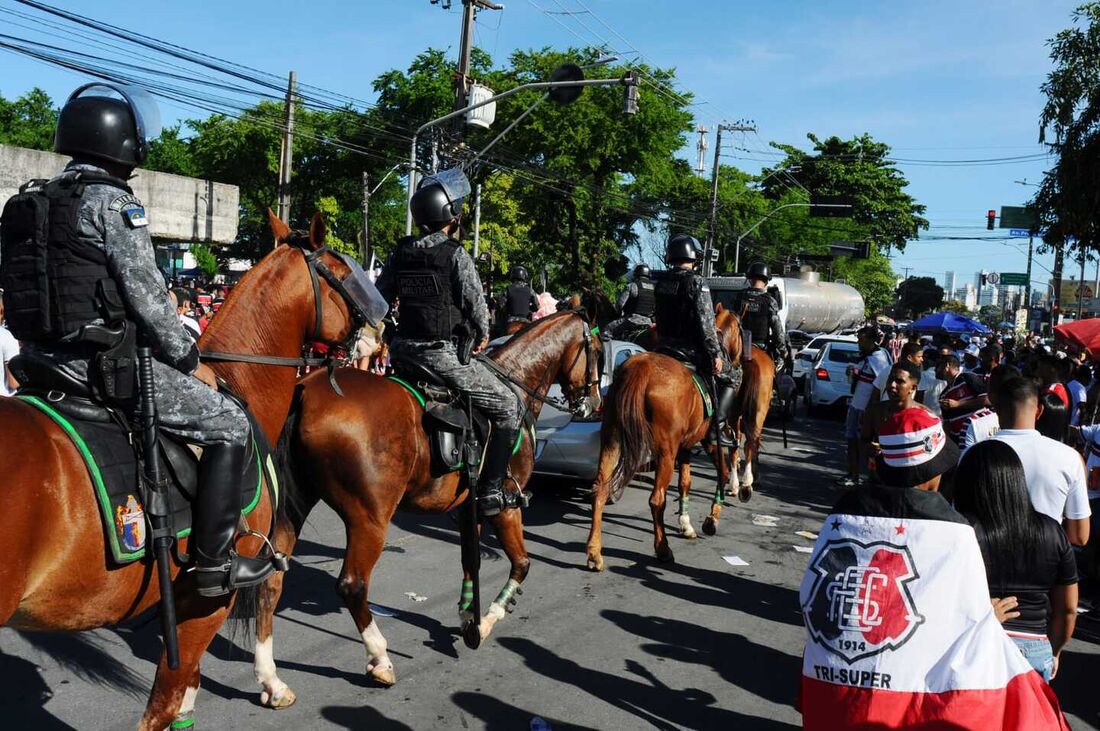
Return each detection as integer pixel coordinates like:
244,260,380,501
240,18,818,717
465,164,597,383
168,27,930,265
1054,319,1100,358
910,312,992,334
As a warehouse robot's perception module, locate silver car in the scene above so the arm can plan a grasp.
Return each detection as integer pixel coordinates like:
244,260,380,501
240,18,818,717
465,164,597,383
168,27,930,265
533,339,645,485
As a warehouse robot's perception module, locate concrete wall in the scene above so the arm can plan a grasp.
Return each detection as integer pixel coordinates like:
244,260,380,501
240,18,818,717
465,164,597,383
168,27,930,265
0,144,239,244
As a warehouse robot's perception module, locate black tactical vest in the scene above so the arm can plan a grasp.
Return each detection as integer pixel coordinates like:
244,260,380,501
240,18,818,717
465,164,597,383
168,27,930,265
653,269,697,342
390,235,465,342
625,278,656,317
0,173,129,342
739,288,772,342
505,283,534,319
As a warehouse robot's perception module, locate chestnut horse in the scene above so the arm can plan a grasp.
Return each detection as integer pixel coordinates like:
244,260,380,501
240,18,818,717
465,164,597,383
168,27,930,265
248,310,601,703
585,306,743,571
702,341,776,535
0,211,371,730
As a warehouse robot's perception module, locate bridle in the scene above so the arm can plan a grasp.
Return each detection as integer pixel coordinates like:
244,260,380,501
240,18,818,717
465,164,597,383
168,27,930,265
200,239,372,370
477,312,601,417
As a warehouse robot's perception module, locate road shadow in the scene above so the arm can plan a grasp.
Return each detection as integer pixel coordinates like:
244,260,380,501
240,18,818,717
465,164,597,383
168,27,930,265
320,704,415,730
496,636,799,730
1053,646,1100,729
0,649,75,730
4,630,148,699
451,692,593,730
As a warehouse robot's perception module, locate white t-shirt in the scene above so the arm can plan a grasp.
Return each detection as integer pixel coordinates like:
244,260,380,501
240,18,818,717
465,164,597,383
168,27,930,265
962,411,999,449
992,428,1091,522
1067,379,1087,426
0,326,19,397
921,368,945,416
1078,424,1100,500
851,348,891,411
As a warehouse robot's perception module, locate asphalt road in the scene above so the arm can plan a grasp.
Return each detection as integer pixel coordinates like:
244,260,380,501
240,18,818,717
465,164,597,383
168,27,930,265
2,410,1098,730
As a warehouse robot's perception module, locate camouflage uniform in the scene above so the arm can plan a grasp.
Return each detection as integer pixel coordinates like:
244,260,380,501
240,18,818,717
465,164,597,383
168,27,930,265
377,231,520,432
24,162,249,447
606,282,656,340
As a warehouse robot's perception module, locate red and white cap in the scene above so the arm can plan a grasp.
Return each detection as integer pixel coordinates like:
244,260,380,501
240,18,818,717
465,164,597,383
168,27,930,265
876,407,960,487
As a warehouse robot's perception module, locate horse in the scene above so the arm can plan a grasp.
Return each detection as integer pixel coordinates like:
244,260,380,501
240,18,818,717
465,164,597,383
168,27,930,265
584,306,743,571
702,339,776,535
0,209,372,731
563,288,618,331
246,310,602,704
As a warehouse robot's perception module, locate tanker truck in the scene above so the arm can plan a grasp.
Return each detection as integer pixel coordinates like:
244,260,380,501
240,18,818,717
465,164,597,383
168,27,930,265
705,269,866,334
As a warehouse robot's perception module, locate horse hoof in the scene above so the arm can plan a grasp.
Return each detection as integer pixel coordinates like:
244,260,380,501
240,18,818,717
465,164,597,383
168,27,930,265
682,528,697,540
586,555,606,572
261,686,297,710
369,665,397,687
655,546,675,563
738,486,753,503
702,517,717,536
462,621,482,650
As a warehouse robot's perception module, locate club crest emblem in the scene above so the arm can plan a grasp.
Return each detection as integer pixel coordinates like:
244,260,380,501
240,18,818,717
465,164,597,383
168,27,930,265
803,539,924,663
115,494,146,552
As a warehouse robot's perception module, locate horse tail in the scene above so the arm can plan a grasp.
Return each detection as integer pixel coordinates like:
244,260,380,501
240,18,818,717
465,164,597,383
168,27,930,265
607,362,653,495
273,383,312,529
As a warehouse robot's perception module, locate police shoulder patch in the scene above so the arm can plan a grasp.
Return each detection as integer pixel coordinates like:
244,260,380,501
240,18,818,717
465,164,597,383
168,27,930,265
108,193,149,228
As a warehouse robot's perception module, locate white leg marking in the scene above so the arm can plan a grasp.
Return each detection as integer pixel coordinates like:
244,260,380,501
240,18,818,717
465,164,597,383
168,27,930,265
741,459,755,488
362,620,396,685
178,684,199,716
678,512,696,539
479,602,507,640
255,636,290,706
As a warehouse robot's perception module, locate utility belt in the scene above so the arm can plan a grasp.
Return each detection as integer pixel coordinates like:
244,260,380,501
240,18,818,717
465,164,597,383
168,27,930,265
45,321,139,406
399,323,478,366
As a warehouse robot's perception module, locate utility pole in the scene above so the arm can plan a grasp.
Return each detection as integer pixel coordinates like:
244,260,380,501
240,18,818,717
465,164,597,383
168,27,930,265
275,71,296,230
1025,231,1033,311
1079,249,1087,320
472,183,482,259
1053,238,1065,324
695,125,708,173
361,172,371,267
704,121,756,277
453,0,503,130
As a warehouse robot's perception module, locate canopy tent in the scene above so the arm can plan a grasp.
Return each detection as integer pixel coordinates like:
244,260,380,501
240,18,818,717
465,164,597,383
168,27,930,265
910,312,992,334
1055,319,1100,359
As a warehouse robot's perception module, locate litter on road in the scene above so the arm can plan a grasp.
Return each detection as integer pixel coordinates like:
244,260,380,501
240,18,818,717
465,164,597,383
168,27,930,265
404,592,428,602
793,546,813,554
795,530,818,540
751,514,779,527
723,555,750,567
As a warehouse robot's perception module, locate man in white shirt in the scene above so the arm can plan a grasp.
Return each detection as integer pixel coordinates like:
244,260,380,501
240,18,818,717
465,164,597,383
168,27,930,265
170,288,202,341
0,297,19,396
870,341,922,402
1067,363,1090,426
837,325,892,488
991,375,1090,546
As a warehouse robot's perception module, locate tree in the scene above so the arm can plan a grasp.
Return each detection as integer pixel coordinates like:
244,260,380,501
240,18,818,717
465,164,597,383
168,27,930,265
190,243,219,279
0,87,57,151
760,134,929,254
1032,3,1100,258
896,276,944,318
942,300,972,314
976,304,1003,328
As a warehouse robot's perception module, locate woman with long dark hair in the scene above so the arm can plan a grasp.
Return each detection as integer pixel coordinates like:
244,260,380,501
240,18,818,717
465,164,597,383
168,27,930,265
1036,389,1070,443
955,440,1078,681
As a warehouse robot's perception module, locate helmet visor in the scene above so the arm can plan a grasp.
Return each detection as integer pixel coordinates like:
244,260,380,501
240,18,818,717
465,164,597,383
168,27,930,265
70,83,162,143
418,167,471,209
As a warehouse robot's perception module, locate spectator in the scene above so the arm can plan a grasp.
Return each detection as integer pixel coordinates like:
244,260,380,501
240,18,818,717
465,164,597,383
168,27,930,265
870,341,922,402
922,347,947,416
955,440,1078,681
991,376,1090,547
1037,388,1070,444
962,364,1021,448
938,354,993,446
862,361,927,482
1068,363,1090,426
836,324,892,488
172,287,202,341
972,343,1002,378
0,295,19,396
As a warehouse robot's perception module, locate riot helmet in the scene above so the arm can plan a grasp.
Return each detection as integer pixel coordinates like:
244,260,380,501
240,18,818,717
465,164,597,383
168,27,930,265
633,263,651,280
509,265,530,283
665,234,700,264
410,167,471,230
746,261,771,283
54,83,161,168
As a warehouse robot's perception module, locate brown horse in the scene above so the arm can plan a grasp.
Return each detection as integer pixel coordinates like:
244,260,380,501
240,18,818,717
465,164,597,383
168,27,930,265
0,210,370,730
247,310,601,703
702,341,776,535
585,306,742,571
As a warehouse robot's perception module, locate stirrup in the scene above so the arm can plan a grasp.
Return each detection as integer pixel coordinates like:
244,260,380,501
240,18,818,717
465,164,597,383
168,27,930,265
190,532,289,597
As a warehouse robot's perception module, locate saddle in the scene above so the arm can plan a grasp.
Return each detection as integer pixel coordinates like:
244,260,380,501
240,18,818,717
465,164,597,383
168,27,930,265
11,351,268,565
389,359,534,476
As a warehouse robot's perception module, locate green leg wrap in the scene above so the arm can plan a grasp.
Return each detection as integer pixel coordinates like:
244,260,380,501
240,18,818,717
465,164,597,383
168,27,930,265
171,713,195,730
493,579,521,609
458,579,474,613
679,494,689,515
713,480,726,507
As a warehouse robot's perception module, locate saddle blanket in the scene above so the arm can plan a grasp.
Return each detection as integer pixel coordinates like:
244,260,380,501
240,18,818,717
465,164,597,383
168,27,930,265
18,394,266,565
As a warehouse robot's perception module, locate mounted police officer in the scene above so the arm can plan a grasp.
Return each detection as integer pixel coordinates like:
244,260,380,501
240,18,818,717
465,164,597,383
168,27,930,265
0,84,277,595
606,263,656,340
737,261,790,368
376,169,521,516
653,234,739,444
497,265,539,329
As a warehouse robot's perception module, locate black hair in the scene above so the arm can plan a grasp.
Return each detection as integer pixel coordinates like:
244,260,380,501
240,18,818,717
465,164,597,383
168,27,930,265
1036,390,1069,443
891,361,922,383
922,347,939,366
955,440,1045,581
900,341,922,360
988,364,1021,396
993,376,1039,409
1074,363,1092,384
171,287,191,306
939,354,960,369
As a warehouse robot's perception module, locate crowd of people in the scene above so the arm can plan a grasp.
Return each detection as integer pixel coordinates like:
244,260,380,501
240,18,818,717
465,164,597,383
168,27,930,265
828,323,1096,688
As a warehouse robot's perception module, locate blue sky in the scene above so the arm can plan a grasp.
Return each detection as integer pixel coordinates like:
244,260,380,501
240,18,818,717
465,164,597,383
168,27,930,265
0,0,1083,292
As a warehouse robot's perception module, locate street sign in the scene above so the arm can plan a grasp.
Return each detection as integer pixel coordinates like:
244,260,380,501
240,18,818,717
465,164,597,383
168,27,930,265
986,272,1000,285
1009,228,1030,237
998,272,1029,286
999,206,1039,230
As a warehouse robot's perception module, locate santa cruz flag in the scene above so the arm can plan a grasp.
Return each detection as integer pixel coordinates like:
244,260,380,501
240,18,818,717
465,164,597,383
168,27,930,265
799,487,1069,730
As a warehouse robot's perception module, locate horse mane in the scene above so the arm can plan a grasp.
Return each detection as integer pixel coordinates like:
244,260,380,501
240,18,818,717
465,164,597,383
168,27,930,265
491,310,581,364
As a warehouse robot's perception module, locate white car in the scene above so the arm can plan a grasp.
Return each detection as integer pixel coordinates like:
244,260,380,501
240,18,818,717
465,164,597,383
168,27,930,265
804,340,863,416
791,333,856,389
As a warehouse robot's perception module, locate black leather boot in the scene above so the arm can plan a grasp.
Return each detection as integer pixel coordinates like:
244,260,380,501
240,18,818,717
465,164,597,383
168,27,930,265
715,383,739,447
191,442,278,597
477,426,519,517
741,327,754,364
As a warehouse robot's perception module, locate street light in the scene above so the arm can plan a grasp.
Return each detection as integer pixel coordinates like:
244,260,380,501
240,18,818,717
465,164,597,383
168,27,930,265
731,203,853,273
405,64,640,234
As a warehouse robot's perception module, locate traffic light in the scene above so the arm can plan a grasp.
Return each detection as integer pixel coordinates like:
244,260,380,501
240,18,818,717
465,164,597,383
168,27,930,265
986,210,996,230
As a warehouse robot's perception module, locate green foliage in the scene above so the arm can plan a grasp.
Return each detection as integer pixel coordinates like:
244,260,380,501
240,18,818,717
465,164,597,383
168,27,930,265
146,125,196,177
834,252,897,316
942,300,972,314
1033,3,1100,256
896,276,944,318
190,243,219,278
0,87,57,151
976,304,1003,328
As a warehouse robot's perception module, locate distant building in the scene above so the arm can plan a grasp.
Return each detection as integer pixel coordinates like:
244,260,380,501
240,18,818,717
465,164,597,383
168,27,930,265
955,283,977,310
943,270,956,295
